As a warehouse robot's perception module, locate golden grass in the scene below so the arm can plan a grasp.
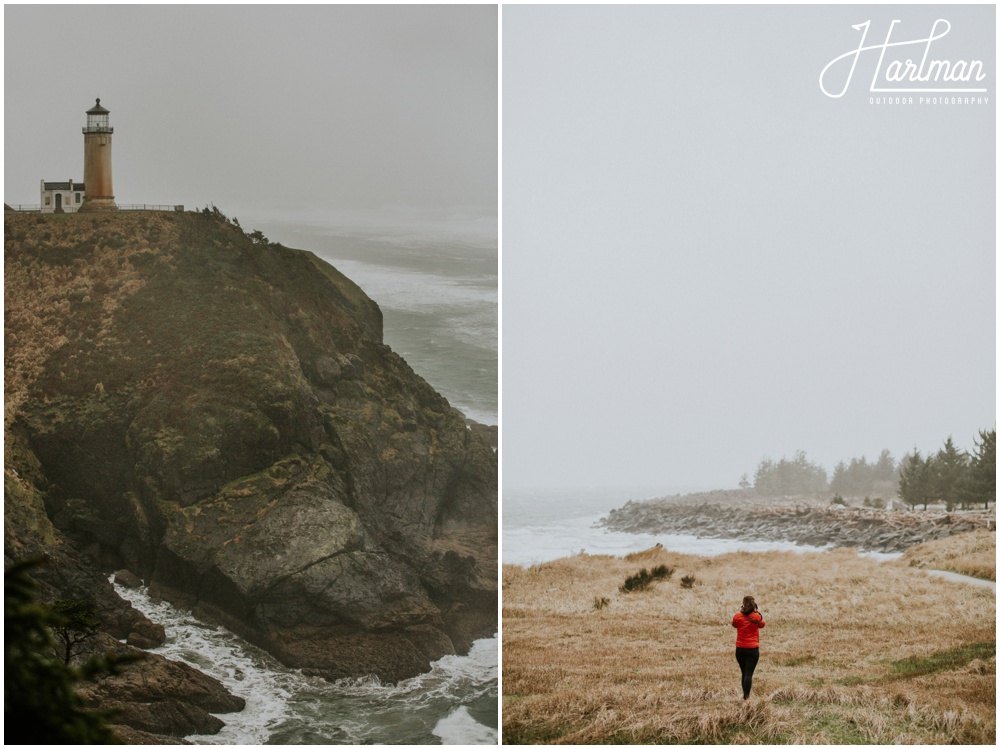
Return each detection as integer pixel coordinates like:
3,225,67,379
4,212,175,424
898,528,996,581
503,547,995,744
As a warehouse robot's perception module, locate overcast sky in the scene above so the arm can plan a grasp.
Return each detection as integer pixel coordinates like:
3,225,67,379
4,5,995,496
503,4,995,492
4,5,497,234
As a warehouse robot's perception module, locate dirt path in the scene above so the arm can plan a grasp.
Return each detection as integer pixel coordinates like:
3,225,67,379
923,568,996,591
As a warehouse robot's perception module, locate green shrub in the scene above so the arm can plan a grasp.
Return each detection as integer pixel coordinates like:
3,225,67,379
620,569,652,593
651,564,674,580
5,559,121,743
620,565,674,593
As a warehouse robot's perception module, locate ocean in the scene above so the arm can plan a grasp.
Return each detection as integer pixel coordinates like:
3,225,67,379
140,215,498,744
260,215,498,426
503,487,901,566
114,580,497,744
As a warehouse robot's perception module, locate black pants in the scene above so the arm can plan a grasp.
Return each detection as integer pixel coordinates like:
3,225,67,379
735,647,759,699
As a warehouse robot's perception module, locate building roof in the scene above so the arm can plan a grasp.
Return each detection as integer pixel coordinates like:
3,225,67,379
87,98,109,114
43,182,84,191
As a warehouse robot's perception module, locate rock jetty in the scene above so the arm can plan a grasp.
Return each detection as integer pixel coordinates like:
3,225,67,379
599,490,994,554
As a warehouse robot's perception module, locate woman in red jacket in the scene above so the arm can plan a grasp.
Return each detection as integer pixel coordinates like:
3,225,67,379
731,595,765,700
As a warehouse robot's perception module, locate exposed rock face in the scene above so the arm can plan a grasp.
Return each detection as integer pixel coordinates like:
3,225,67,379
111,726,190,745
4,210,497,684
600,493,994,554
76,634,244,737
467,419,498,450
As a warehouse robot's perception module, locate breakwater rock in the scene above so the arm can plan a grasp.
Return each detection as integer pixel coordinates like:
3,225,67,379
599,493,994,554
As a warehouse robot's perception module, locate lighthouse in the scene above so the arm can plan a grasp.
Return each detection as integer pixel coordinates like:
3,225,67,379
79,98,117,212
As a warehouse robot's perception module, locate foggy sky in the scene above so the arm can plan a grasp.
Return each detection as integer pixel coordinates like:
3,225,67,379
503,5,995,492
4,5,497,233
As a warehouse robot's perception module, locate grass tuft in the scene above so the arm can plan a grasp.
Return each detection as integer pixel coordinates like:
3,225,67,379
889,642,995,678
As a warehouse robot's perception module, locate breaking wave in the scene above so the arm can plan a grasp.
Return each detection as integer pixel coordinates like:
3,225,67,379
113,580,498,744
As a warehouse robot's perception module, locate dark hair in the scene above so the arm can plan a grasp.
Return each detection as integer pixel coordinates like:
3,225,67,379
740,596,757,615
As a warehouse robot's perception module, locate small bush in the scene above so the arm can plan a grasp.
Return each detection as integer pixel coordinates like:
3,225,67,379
863,496,887,509
620,569,653,593
830,494,847,506
651,564,674,580
593,596,610,610
620,566,674,593
680,575,696,589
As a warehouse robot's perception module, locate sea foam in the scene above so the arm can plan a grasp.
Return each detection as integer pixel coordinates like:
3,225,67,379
112,579,498,744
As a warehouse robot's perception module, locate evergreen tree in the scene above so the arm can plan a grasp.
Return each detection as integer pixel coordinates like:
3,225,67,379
829,461,848,495
898,450,933,510
846,456,871,496
932,437,969,511
4,559,120,744
51,599,101,665
873,449,896,484
753,458,776,495
828,451,895,498
753,451,827,496
965,428,996,510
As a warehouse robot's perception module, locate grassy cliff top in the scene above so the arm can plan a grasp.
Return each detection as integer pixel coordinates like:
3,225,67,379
4,209,381,425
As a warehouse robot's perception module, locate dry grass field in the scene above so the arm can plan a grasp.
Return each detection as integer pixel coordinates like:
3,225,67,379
898,528,996,581
503,540,995,744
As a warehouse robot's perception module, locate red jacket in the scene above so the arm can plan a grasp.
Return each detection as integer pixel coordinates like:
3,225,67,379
732,610,765,648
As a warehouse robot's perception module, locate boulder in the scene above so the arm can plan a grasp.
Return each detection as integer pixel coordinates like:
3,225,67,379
127,616,166,649
105,699,225,737
112,725,190,745
114,569,143,589
77,637,245,715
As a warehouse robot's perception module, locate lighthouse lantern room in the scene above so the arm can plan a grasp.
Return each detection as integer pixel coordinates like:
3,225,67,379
84,99,112,133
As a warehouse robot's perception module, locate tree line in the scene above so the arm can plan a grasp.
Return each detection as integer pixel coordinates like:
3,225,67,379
743,428,995,510
898,430,995,511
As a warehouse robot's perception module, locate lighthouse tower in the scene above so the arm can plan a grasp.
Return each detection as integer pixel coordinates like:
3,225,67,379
79,98,117,212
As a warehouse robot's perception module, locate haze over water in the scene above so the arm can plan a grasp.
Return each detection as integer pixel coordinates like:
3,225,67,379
502,487,901,567
259,215,498,426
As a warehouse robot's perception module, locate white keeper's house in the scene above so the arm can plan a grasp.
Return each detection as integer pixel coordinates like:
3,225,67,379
40,179,85,213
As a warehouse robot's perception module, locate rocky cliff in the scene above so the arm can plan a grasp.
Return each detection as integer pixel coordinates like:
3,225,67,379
4,209,497,692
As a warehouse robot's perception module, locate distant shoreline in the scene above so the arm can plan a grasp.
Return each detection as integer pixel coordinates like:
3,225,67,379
599,489,995,555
